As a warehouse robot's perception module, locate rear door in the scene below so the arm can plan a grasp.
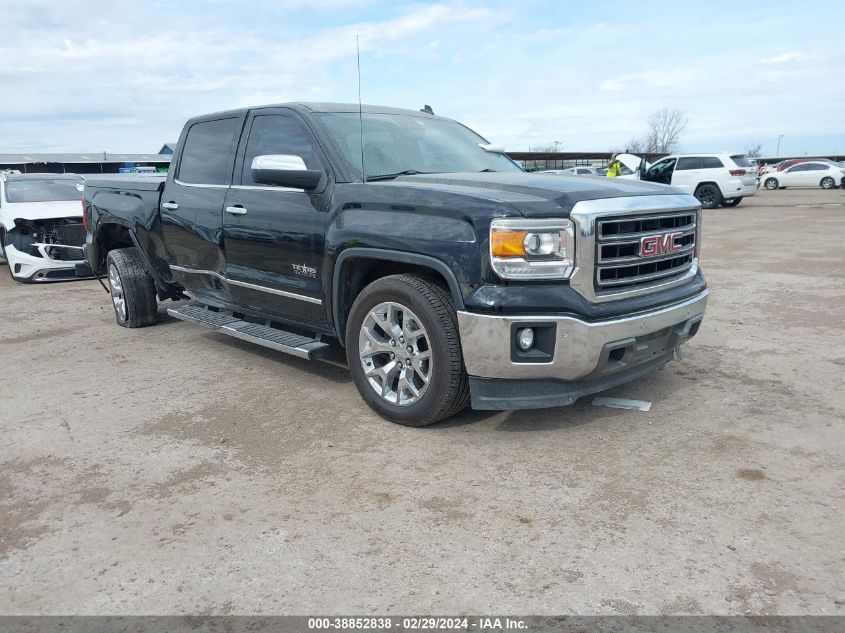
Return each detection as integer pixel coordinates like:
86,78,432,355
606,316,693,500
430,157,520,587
162,115,244,304
222,108,329,327
671,157,703,193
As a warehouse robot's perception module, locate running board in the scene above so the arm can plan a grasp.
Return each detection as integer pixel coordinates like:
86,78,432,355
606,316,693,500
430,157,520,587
167,304,330,360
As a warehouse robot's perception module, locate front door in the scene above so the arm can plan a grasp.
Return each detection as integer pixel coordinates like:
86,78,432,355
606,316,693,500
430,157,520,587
643,158,677,186
222,109,329,328
161,115,243,305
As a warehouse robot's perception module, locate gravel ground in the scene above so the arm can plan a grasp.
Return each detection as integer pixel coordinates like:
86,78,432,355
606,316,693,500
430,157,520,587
0,188,843,615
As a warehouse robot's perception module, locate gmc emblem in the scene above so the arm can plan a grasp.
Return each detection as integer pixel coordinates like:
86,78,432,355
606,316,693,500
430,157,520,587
640,232,683,257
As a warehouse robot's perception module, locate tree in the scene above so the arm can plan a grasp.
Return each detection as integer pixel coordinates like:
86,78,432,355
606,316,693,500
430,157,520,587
528,140,562,153
625,137,645,154
745,142,763,158
643,108,688,153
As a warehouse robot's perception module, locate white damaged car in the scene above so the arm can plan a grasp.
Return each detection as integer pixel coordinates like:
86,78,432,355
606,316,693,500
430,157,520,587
0,173,92,283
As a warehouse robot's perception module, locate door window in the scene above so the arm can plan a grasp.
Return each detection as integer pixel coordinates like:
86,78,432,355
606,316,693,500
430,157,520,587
645,158,677,184
177,118,240,185
240,115,322,186
787,164,809,172
676,157,702,170
699,157,725,169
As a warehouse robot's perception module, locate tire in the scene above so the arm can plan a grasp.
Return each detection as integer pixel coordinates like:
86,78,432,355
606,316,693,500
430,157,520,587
0,228,7,264
820,177,835,190
694,183,722,209
345,273,469,427
721,197,743,208
764,177,779,190
105,248,158,328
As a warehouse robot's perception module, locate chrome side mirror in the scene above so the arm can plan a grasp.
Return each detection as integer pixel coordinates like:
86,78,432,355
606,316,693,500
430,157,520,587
250,155,323,190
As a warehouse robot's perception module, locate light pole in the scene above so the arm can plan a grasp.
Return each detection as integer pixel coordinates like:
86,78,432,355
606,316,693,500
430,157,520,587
776,135,784,157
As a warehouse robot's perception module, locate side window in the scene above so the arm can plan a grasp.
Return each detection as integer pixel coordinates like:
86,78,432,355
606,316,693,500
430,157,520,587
807,163,827,171
700,157,725,169
577,168,592,175
788,164,807,172
645,158,677,183
676,157,700,170
240,114,321,186
177,118,239,185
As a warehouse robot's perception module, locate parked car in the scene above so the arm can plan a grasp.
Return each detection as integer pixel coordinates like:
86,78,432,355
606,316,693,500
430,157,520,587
618,153,758,209
761,161,844,190
539,167,601,176
0,173,92,282
775,158,835,172
83,102,708,427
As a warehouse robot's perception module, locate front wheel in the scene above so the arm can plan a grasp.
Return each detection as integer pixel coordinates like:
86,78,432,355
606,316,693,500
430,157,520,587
345,273,469,426
106,248,158,328
764,177,779,190
721,197,743,208
820,177,835,189
694,183,722,209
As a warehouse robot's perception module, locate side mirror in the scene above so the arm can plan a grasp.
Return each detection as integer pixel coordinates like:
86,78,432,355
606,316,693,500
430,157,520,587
251,155,323,190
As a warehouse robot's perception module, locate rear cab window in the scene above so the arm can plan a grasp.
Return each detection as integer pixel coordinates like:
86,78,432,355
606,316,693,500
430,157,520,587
177,117,241,185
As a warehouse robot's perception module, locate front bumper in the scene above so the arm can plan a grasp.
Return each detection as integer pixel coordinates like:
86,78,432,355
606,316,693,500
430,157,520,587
457,289,708,409
5,244,93,282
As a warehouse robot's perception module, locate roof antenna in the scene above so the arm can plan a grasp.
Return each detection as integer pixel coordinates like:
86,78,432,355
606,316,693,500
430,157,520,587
356,35,365,183
420,105,434,115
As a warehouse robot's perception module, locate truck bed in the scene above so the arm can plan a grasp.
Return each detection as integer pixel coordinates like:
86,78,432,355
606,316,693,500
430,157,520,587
83,175,166,191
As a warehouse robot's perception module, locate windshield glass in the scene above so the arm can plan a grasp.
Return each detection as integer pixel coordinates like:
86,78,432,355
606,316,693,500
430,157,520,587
318,113,521,180
5,178,83,203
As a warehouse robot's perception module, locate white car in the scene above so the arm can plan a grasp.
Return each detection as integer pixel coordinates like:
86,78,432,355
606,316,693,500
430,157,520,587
760,161,844,190
618,153,759,208
538,166,603,176
0,173,92,283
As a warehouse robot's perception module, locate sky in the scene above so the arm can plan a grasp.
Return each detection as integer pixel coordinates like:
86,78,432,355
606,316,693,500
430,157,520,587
1,0,842,156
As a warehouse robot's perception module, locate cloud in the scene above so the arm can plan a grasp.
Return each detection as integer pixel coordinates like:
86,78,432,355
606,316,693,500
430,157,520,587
760,51,810,64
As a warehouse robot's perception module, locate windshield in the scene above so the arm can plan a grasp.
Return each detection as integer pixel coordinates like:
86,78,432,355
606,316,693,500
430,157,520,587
318,113,521,180
5,178,83,203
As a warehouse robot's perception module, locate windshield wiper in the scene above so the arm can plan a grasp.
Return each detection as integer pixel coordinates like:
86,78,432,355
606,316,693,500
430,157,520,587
478,168,498,172
366,170,434,182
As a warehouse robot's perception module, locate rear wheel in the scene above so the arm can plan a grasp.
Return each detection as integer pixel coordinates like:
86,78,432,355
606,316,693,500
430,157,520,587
721,197,743,208
820,177,835,189
764,177,779,190
106,248,158,328
694,183,722,209
345,273,469,426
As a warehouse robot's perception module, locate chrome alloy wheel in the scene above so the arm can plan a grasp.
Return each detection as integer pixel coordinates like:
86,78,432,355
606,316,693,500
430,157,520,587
108,263,127,322
359,301,432,406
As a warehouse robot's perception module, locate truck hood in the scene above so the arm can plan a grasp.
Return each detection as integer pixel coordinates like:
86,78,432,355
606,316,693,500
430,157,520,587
384,171,679,217
2,200,82,222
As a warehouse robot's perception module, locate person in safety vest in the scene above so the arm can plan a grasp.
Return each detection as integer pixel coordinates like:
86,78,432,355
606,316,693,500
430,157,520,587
606,153,623,178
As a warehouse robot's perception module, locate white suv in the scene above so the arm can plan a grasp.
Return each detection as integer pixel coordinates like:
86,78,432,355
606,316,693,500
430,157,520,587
621,153,758,209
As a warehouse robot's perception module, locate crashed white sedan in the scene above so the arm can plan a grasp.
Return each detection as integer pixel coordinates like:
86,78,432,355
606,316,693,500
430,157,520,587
0,173,91,283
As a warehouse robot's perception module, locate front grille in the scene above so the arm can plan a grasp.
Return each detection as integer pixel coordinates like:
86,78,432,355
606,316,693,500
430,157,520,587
54,223,86,247
44,245,85,261
595,211,697,292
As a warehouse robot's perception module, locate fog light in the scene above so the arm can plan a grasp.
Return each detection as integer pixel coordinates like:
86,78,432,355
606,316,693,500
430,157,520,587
517,327,535,351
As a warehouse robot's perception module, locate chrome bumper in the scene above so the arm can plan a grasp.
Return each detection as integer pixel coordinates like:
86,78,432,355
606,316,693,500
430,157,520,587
457,289,708,381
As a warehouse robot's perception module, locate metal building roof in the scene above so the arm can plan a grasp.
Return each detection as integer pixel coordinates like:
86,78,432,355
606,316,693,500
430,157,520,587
0,153,172,164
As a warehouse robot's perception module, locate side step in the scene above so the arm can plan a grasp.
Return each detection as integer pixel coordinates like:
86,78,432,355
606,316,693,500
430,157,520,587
167,304,331,360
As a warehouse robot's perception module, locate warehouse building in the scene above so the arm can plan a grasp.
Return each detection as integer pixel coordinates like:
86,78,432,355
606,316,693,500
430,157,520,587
0,152,171,175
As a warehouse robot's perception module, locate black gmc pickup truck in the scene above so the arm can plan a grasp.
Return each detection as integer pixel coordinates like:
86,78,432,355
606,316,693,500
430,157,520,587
83,103,708,426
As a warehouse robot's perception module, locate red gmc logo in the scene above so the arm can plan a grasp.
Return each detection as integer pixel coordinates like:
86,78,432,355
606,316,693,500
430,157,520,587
640,232,683,257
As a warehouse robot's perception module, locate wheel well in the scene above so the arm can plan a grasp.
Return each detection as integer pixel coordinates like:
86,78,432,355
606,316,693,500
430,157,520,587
694,181,721,192
334,257,454,346
96,223,134,272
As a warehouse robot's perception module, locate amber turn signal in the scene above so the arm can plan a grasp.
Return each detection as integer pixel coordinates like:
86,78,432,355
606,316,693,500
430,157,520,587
491,230,528,257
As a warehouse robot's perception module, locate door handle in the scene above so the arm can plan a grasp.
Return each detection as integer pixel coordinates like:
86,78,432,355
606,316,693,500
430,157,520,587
226,205,248,215
161,201,179,211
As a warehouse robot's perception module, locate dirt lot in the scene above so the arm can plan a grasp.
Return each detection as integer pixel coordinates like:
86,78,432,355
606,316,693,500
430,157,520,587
0,188,843,615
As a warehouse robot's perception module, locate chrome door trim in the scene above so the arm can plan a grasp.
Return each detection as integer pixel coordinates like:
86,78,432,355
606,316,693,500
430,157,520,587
569,194,702,303
230,185,304,192
173,179,229,189
169,265,322,305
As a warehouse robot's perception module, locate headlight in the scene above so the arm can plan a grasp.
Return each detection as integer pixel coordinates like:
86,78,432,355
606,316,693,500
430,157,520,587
490,218,576,280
